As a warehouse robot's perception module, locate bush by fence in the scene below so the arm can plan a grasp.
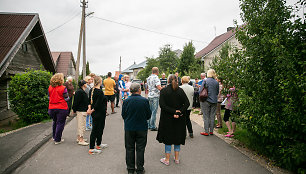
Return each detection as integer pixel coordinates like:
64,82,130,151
8,69,52,124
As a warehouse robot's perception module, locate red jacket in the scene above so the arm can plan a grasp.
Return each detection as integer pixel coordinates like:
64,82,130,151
48,85,68,110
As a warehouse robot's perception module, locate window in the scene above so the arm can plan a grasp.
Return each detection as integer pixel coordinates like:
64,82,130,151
22,43,28,52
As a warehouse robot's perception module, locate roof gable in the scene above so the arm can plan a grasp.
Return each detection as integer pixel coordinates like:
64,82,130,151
195,29,236,58
122,62,138,73
51,52,76,77
0,13,55,77
130,60,147,70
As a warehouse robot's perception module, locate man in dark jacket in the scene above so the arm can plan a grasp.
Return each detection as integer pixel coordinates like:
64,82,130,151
122,83,151,174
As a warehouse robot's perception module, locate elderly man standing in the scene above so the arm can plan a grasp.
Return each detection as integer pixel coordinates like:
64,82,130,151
147,67,162,131
122,83,151,174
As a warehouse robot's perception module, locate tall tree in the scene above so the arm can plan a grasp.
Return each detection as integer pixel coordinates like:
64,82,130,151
157,44,178,73
212,0,305,172
178,41,196,76
86,61,90,76
80,61,90,80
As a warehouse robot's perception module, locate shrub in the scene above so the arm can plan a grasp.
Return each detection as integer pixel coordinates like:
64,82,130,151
211,0,305,173
8,69,52,124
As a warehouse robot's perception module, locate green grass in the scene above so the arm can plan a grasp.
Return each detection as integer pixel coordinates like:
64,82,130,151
193,110,200,114
41,119,52,123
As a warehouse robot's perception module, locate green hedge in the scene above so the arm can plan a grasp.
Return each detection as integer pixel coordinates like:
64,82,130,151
8,69,52,124
211,0,305,173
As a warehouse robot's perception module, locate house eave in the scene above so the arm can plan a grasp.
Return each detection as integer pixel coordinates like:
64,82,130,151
0,14,39,77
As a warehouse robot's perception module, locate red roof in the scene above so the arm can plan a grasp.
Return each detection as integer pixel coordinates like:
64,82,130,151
195,29,236,58
0,14,35,65
51,52,75,77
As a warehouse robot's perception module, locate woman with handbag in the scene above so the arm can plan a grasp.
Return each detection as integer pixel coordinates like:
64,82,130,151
156,74,190,166
199,69,219,136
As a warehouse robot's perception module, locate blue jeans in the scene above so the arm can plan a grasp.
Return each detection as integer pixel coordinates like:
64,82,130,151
148,97,159,129
86,115,92,129
165,145,180,153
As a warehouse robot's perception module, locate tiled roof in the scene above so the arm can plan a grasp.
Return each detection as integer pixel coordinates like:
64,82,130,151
130,60,147,70
195,29,236,58
0,14,35,66
122,62,138,73
0,13,55,77
51,52,75,77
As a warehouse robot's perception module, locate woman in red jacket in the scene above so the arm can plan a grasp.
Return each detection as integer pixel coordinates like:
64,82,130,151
48,73,70,145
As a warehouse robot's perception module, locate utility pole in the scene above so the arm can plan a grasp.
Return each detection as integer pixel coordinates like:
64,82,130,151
75,0,87,83
119,56,122,74
82,6,86,79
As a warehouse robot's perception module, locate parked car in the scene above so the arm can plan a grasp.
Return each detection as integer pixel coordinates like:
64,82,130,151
132,79,144,91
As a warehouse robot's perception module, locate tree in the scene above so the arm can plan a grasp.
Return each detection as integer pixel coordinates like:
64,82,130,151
80,61,91,80
178,41,196,76
157,44,178,74
137,57,159,81
86,61,90,76
212,0,305,172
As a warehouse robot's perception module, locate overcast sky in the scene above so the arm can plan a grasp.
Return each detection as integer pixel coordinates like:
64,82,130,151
0,0,300,76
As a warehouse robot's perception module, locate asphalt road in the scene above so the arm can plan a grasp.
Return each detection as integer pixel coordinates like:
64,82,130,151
13,101,270,174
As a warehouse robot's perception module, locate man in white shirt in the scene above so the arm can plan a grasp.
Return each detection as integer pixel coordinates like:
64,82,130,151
147,67,162,131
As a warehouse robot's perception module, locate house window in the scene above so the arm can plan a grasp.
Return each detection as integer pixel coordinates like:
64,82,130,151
22,43,28,52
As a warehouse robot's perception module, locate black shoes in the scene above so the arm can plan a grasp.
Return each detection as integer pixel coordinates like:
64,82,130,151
150,128,158,131
128,169,145,174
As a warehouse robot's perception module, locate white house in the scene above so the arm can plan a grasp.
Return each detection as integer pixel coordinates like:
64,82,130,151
195,27,242,71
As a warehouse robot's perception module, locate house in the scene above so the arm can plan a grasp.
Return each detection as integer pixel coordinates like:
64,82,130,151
0,13,56,124
195,27,242,71
51,52,76,78
174,49,183,58
121,62,138,80
130,60,147,80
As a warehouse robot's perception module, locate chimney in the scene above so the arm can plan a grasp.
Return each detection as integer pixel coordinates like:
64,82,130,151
227,27,234,32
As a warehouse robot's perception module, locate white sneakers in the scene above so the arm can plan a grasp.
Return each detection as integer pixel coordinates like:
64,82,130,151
88,149,102,155
78,141,89,146
54,139,64,145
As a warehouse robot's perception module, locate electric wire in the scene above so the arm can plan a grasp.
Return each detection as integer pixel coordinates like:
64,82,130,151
24,11,81,43
92,16,208,44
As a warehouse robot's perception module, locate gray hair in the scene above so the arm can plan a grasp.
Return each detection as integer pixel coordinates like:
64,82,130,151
130,83,141,93
201,73,206,77
67,76,73,81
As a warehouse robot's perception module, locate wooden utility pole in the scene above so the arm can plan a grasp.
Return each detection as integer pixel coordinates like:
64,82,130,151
75,0,88,83
82,7,86,79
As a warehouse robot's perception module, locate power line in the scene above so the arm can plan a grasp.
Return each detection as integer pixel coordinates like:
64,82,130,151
24,12,81,43
92,16,208,44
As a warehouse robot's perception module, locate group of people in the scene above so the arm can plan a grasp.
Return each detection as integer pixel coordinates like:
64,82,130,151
47,66,238,174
